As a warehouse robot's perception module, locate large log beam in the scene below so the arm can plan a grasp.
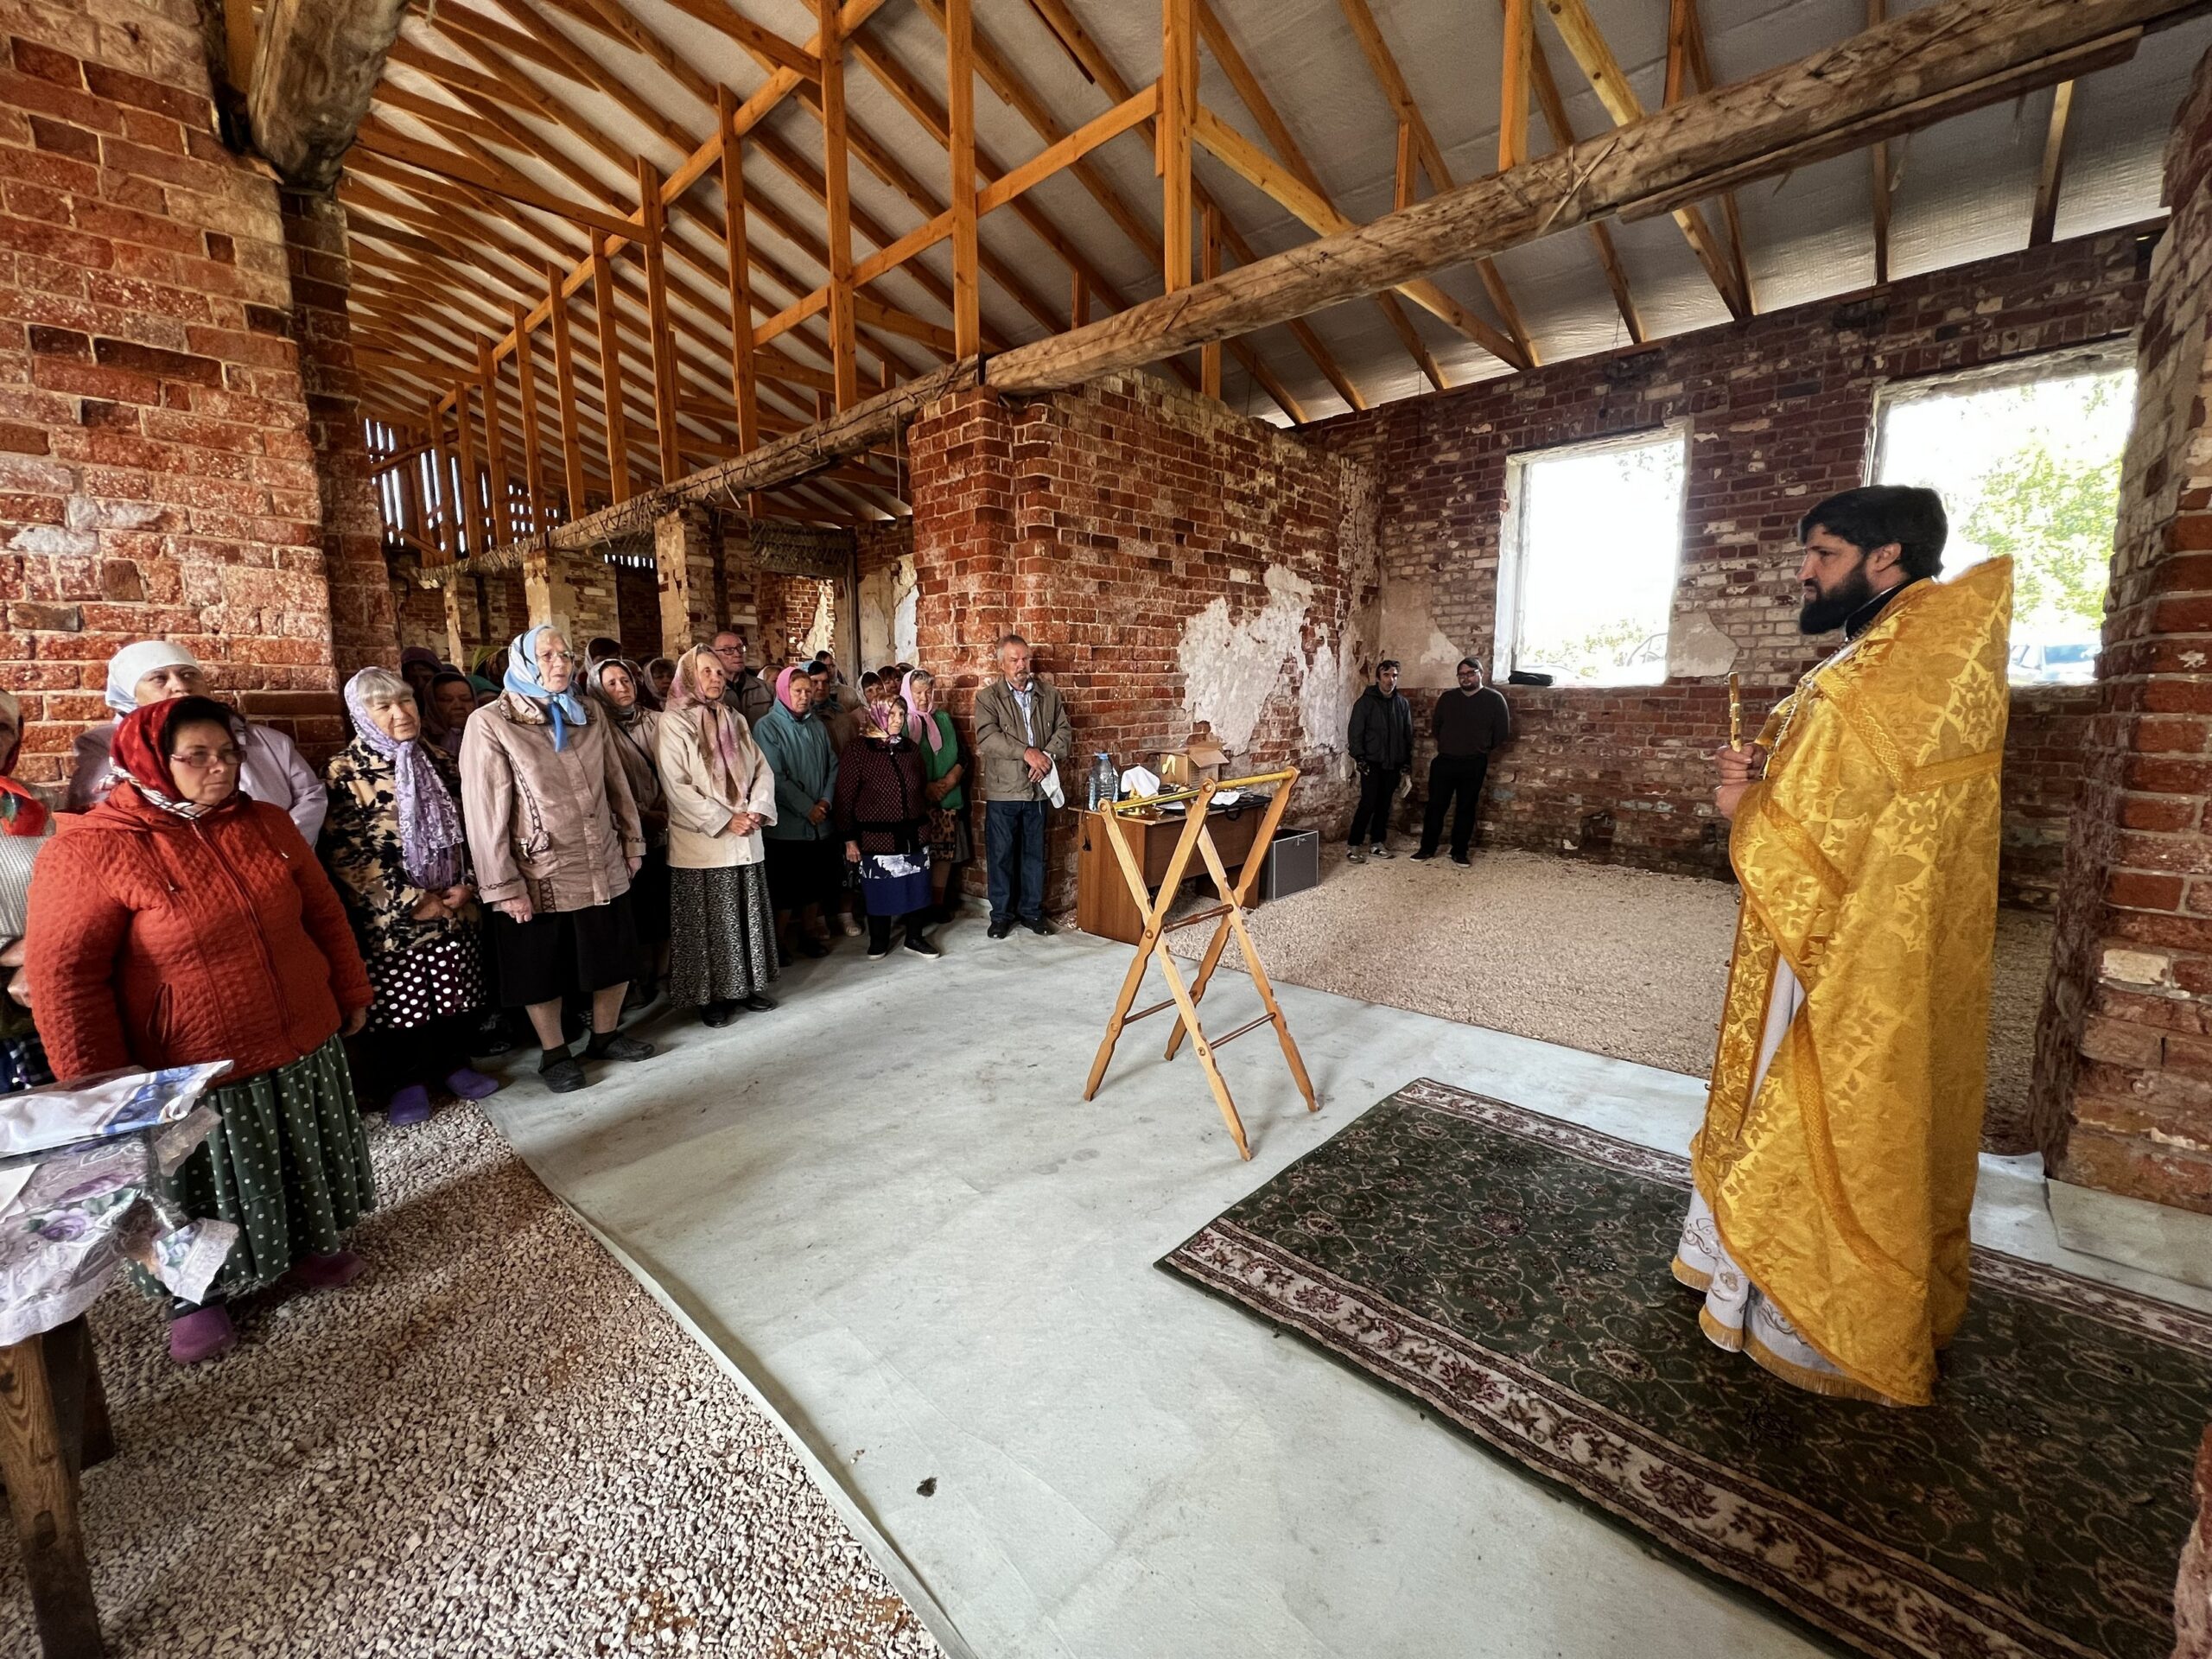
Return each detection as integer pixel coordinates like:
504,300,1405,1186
985,0,2188,394
249,0,409,189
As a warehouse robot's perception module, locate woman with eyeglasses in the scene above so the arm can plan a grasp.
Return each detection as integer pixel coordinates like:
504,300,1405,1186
67,639,326,842
459,625,656,1094
28,696,378,1364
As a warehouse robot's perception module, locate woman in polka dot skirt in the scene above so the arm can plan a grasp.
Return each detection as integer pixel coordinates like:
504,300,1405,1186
29,696,378,1365
323,667,500,1127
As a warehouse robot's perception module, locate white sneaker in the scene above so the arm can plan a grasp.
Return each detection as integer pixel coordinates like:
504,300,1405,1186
1346,848,1367,864
1370,844,1395,860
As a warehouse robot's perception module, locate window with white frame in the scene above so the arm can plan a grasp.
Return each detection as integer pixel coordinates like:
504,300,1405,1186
1873,349,2133,685
1497,429,1688,687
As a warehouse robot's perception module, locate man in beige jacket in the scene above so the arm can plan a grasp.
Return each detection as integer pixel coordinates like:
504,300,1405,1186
971,632,1071,939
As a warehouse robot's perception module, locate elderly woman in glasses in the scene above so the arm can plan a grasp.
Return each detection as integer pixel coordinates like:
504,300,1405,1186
459,625,656,1094
29,696,377,1363
67,639,325,843
323,668,499,1126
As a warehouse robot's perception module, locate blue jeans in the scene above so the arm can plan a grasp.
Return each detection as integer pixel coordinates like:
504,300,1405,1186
986,799,1048,923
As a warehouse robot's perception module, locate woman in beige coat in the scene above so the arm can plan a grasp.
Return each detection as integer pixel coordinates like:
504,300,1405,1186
460,625,657,1091
657,645,779,1027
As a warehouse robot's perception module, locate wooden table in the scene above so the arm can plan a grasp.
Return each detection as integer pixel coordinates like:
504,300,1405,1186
1,1315,113,1657
1076,801,1267,945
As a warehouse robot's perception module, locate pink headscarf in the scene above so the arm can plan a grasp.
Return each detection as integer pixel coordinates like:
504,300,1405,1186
670,645,750,800
774,665,804,711
899,671,944,755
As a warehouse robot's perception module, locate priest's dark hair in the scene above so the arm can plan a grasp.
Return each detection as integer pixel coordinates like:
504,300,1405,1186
1798,486,1948,579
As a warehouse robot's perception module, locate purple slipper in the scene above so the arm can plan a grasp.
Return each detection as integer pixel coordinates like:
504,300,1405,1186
387,1084,432,1126
443,1066,501,1101
168,1305,235,1365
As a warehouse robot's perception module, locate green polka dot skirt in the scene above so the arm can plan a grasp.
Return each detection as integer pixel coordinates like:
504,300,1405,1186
161,1035,378,1300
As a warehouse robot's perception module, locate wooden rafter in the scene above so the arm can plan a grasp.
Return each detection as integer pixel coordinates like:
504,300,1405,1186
2031,79,2075,245
1535,0,1750,318
1518,8,1643,343
1332,0,1537,365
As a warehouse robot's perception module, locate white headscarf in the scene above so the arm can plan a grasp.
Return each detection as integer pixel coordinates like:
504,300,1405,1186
104,639,200,715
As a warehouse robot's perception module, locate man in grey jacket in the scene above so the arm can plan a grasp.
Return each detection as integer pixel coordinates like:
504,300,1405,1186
971,632,1072,938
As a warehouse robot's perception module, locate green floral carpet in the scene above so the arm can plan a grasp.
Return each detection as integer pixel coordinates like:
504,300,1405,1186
1160,1080,2212,1659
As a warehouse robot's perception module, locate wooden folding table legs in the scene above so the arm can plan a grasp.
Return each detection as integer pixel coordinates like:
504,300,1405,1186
1083,771,1319,1160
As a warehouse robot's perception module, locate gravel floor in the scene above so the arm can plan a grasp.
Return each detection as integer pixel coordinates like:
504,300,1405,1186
0,1105,944,1659
1169,848,2051,1130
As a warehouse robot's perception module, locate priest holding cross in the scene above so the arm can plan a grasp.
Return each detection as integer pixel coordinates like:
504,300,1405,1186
1673,486,2014,1406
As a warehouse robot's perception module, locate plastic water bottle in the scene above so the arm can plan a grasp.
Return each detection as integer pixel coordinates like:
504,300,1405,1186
1088,753,1119,810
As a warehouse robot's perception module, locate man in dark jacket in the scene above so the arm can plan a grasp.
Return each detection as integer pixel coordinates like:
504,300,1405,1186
1345,660,1414,861
1414,657,1510,865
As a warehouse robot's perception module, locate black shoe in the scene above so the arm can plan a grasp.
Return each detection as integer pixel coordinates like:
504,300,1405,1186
624,976,658,1011
1410,849,1438,861
988,920,1012,939
1020,916,1053,937
905,933,942,958
540,1055,588,1093
795,934,830,959
472,1029,514,1058
700,1001,737,1028
740,992,779,1012
588,1032,656,1062
1450,852,1472,867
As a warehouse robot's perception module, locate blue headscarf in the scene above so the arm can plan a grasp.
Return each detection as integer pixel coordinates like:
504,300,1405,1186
504,625,588,751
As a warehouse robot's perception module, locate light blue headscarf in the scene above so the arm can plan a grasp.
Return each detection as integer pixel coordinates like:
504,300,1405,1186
504,625,588,751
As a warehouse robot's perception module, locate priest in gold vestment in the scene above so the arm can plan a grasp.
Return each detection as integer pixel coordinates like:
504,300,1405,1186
1672,486,2012,1407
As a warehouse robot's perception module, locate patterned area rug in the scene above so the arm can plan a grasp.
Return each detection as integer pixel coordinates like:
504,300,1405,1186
1160,1080,2212,1659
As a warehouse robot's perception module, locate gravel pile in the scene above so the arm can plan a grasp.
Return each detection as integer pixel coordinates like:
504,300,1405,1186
0,1106,944,1659
1171,848,2050,1127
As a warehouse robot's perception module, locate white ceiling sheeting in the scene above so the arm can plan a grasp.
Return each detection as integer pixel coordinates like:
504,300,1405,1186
355,0,2212,486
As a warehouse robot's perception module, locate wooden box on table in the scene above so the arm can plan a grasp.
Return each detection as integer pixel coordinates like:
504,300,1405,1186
1075,803,1266,946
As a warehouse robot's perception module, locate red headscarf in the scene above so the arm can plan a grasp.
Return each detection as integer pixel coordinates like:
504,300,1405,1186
109,700,233,820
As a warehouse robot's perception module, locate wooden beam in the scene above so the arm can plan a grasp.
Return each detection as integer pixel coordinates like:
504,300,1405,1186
589,244,632,500
453,381,487,555
1160,0,1195,293
716,86,762,456
1520,13,1644,343
426,396,455,559
1191,106,1525,369
986,0,2180,395
819,0,859,410
1669,0,1755,313
353,119,632,237
638,156,682,486
1534,0,1748,318
1869,0,1890,283
477,337,513,543
1200,204,1221,398
653,0,820,78
511,302,546,524
947,0,979,359
1501,0,1532,170
976,84,1158,218
248,0,408,188
2031,79,2075,245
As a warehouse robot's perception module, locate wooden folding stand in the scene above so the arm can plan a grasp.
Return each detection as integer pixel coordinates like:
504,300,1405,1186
1083,769,1319,1160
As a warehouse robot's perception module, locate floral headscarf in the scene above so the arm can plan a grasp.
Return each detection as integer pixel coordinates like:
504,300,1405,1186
668,645,753,801
504,626,588,751
345,670,464,890
899,671,944,756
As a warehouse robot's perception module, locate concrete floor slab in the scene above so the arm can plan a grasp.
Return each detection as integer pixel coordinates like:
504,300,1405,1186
485,918,2212,1659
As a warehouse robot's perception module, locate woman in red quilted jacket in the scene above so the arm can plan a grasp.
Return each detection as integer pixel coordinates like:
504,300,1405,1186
28,696,378,1365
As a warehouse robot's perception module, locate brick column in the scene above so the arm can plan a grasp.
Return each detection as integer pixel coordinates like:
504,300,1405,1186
654,505,718,658
2032,48,2212,1269
280,191,398,684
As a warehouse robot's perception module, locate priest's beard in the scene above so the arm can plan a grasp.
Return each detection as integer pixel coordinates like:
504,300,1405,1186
1799,561,1875,635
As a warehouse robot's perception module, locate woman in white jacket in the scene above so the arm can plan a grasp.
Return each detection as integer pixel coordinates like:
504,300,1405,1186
657,645,780,1027
67,639,326,843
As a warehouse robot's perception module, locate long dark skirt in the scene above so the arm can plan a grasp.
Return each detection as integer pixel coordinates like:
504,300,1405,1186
668,864,779,1007
162,1034,375,1302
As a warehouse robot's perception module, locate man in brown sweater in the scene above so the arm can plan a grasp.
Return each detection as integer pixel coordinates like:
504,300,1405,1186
1413,658,1510,865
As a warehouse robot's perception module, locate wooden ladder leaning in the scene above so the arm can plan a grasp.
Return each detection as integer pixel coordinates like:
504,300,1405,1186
1082,769,1319,1160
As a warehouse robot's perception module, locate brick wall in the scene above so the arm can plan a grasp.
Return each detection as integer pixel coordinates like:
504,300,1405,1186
1310,227,2152,899
0,0,368,783
2033,49,2212,1215
755,570,833,667
909,373,1377,912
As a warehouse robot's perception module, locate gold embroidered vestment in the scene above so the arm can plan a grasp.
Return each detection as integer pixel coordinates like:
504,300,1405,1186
1693,558,2013,1406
